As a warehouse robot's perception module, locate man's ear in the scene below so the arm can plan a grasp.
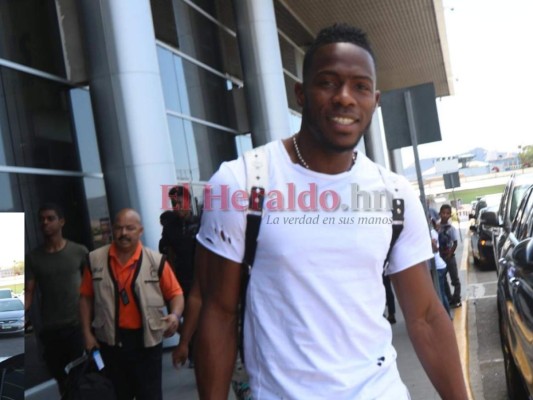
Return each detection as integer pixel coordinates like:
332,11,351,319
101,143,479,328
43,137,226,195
295,82,305,107
374,90,381,111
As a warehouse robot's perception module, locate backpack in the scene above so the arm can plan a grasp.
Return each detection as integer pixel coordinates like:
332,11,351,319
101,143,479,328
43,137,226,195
62,352,116,400
238,146,405,360
438,225,453,253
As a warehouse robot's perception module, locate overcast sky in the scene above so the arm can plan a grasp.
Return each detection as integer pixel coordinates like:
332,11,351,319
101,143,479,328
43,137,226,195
400,0,533,165
0,213,24,267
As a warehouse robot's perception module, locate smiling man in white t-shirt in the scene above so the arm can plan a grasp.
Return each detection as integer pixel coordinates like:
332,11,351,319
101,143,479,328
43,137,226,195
194,23,467,400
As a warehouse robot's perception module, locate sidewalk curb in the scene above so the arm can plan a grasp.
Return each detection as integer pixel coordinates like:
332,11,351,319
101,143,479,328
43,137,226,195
453,233,474,400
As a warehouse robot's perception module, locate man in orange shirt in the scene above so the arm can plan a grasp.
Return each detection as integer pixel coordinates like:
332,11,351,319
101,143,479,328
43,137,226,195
80,208,184,400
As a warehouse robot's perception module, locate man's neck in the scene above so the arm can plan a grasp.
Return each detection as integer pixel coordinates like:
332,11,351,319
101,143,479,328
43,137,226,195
115,247,138,265
44,236,67,253
284,131,357,175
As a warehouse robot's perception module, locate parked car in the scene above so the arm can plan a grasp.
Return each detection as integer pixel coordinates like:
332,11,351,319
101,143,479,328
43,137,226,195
0,354,23,400
0,289,13,299
492,172,533,274
469,193,502,221
484,183,533,399
0,298,24,335
470,204,499,269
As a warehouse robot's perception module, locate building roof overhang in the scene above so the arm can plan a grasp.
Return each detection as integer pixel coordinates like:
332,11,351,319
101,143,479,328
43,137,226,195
278,0,454,97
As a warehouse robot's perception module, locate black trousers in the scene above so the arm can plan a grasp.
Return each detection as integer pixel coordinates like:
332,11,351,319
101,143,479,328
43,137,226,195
99,330,163,400
444,255,461,303
39,325,84,395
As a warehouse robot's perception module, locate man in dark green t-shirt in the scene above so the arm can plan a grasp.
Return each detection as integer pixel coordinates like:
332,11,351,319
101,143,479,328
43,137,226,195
25,203,88,395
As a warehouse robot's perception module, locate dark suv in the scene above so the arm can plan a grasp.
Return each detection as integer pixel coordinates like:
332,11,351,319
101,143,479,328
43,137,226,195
470,205,499,268
492,173,533,273
483,183,533,399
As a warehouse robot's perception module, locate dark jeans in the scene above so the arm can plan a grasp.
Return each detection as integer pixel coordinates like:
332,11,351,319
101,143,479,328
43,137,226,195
437,268,451,316
383,274,395,315
99,329,163,400
444,255,461,303
39,325,84,394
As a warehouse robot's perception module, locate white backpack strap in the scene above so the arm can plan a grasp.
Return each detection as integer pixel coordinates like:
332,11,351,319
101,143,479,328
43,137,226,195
243,145,269,216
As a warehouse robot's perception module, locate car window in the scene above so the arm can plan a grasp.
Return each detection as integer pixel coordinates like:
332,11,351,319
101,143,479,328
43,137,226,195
510,183,530,223
498,181,511,221
511,186,533,240
0,299,23,312
522,188,533,240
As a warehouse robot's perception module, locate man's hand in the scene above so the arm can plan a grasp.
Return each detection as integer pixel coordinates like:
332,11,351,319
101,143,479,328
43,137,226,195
162,313,180,337
83,332,99,351
172,341,189,368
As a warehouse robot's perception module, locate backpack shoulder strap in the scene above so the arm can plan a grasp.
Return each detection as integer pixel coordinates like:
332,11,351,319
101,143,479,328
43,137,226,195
383,198,405,271
240,145,268,364
242,145,268,268
377,167,405,272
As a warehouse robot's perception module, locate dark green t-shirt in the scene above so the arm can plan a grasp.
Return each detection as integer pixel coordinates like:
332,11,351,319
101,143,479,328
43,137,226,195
26,241,88,331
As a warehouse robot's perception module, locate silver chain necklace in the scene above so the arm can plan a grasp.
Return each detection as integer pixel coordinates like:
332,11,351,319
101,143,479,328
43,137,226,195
292,134,356,171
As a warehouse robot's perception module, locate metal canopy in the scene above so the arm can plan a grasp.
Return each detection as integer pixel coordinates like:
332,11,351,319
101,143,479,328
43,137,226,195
278,0,454,97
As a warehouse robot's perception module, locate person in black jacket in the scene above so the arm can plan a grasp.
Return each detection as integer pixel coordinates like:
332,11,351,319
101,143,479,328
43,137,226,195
159,185,199,299
160,185,200,368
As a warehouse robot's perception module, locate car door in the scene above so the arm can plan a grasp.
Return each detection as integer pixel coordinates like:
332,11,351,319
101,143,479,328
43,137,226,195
494,177,513,272
500,185,533,395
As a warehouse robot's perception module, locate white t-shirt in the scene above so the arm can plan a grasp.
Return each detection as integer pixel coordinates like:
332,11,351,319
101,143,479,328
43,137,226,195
430,229,447,270
198,140,433,399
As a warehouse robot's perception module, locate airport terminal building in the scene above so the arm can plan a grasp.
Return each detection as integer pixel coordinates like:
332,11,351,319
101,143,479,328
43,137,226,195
0,0,452,251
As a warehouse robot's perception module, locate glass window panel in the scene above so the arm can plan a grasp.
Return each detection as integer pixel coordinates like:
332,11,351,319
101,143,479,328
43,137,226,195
70,88,102,173
235,134,252,157
173,0,240,75
158,47,244,132
280,38,299,78
167,116,199,182
150,0,179,48
167,115,237,182
83,177,111,249
158,47,181,113
0,67,81,171
0,0,65,77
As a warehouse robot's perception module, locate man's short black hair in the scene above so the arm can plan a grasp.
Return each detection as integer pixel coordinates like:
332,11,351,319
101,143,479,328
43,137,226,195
168,185,191,200
302,23,375,81
38,203,65,219
440,204,452,213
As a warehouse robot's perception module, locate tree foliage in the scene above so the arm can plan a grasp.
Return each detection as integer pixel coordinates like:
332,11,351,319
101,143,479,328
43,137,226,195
519,145,533,167
12,260,24,275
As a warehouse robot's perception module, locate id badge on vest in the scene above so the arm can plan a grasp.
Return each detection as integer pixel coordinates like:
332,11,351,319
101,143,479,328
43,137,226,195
120,288,130,305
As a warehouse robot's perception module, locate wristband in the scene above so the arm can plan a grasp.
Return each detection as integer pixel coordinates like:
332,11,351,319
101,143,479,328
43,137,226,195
171,312,181,320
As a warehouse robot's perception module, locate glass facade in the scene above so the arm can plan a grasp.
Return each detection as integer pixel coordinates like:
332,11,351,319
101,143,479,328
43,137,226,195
0,0,65,77
0,38,108,253
0,0,306,250
0,67,80,170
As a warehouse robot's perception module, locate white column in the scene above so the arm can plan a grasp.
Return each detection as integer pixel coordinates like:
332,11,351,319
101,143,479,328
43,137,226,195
233,0,291,146
78,0,177,249
364,111,389,168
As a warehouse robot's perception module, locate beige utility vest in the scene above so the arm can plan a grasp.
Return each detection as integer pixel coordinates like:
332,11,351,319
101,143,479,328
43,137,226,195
88,245,167,347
